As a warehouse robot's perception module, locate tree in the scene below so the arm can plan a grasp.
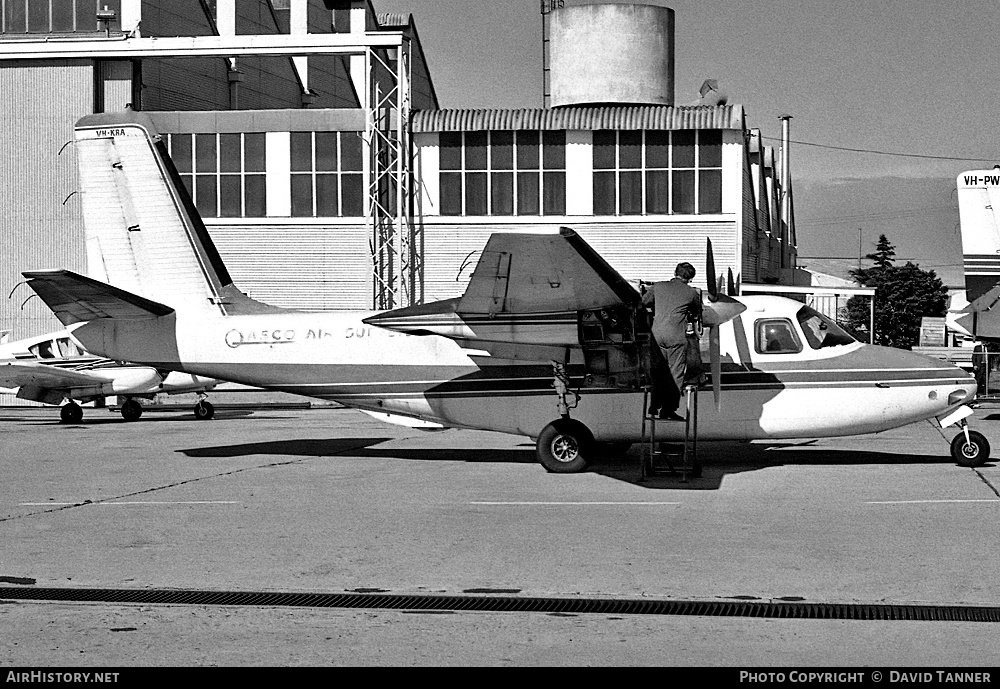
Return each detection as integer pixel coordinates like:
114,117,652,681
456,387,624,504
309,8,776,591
842,234,948,349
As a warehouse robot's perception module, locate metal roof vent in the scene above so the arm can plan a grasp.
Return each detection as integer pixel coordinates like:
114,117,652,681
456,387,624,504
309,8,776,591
689,79,728,106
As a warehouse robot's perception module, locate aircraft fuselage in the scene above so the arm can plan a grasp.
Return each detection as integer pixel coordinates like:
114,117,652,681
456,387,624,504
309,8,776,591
71,302,976,443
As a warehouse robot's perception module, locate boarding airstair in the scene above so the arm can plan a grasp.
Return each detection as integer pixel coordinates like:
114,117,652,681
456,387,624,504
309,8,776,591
640,384,700,481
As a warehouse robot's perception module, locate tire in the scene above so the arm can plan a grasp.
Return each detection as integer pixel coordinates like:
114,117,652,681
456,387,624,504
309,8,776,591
193,400,215,420
535,419,594,474
951,430,990,468
60,403,83,424
121,399,143,422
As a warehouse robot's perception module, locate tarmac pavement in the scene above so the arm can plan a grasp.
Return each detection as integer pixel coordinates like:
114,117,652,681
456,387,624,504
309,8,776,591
1,405,999,666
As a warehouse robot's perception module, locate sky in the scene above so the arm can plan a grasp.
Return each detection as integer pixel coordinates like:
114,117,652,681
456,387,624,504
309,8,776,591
377,0,1000,286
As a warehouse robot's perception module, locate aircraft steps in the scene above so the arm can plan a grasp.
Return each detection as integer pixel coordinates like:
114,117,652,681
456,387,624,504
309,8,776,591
640,384,700,482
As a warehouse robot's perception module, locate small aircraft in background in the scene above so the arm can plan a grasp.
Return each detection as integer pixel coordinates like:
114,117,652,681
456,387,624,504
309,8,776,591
18,110,988,469
954,168,1000,339
0,329,218,423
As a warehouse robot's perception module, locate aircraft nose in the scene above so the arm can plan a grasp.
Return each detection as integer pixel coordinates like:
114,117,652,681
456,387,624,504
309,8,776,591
902,346,977,404
863,344,976,404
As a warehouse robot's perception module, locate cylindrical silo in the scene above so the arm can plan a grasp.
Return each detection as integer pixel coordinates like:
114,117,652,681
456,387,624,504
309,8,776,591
548,3,674,108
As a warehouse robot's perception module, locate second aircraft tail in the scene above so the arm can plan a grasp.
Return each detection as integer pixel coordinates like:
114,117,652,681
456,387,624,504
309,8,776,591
957,169,1000,303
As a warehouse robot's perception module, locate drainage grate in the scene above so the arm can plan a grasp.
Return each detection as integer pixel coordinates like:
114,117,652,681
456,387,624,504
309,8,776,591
2,586,999,622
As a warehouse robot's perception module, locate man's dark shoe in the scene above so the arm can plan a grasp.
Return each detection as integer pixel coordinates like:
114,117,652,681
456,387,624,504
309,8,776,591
659,411,686,422
647,407,661,417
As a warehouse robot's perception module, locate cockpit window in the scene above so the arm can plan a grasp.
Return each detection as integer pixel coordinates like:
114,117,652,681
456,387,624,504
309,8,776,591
796,306,856,350
755,319,801,354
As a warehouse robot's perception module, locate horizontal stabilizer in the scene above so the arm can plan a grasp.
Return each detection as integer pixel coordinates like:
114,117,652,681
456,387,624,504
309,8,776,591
961,283,1000,315
22,269,174,325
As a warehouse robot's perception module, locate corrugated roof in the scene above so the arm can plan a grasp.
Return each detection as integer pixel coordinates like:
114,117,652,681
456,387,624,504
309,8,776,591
377,12,409,28
411,105,744,132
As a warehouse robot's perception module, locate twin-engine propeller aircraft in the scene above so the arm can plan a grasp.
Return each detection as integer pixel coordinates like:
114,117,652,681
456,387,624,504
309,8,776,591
19,110,989,470
0,329,218,423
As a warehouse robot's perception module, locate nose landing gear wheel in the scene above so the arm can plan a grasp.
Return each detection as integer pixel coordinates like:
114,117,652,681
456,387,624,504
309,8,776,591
120,399,143,422
951,430,990,468
536,419,594,474
59,402,83,424
193,400,215,420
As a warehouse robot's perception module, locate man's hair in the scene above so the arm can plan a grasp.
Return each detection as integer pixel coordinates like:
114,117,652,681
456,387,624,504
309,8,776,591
674,262,696,280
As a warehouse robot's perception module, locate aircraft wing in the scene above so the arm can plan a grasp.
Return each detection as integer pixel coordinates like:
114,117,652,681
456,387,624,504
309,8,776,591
0,361,101,390
22,269,174,326
364,228,639,355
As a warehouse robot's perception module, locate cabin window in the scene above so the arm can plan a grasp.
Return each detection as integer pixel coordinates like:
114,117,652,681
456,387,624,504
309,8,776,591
796,306,856,349
29,341,56,359
439,130,566,217
755,319,801,354
593,129,723,216
55,337,83,357
169,132,268,219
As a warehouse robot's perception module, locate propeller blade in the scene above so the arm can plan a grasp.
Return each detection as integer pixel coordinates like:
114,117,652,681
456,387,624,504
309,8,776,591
706,238,718,301
710,325,722,412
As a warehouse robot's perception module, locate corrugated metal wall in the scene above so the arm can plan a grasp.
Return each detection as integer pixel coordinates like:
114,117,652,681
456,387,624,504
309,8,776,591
741,147,760,284
309,2,361,109
419,220,738,303
96,60,134,112
0,60,92,342
234,1,306,110
207,222,372,310
141,57,232,111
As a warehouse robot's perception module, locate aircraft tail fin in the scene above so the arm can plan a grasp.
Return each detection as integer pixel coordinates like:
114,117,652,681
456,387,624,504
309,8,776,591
22,269,174,326
73,111,284,316
957,169,1000,303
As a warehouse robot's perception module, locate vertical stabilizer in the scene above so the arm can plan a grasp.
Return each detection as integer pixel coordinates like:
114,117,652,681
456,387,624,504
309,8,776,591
74,111,280,315
957,169,1000,302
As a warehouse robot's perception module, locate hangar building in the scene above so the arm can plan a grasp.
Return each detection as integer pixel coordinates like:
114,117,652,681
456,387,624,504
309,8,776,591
0,0,796,345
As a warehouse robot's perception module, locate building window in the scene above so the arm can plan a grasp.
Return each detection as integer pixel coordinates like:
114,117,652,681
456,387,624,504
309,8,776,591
290,131,364,217
440,130,565,216
593,129,722,216
2,0,121,34
169,133,267,219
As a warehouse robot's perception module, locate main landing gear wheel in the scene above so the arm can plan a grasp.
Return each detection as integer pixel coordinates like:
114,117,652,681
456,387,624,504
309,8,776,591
120,399,143,422
536,419,594,474
193,400,215,420
59,402,83,424
951,430,990,468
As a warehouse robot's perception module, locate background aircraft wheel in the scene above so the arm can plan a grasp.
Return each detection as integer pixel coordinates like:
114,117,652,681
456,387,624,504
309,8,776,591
536,419,594,473
193,400,215,420
60,403,83,424
951,430,990,468
121,399,143,422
